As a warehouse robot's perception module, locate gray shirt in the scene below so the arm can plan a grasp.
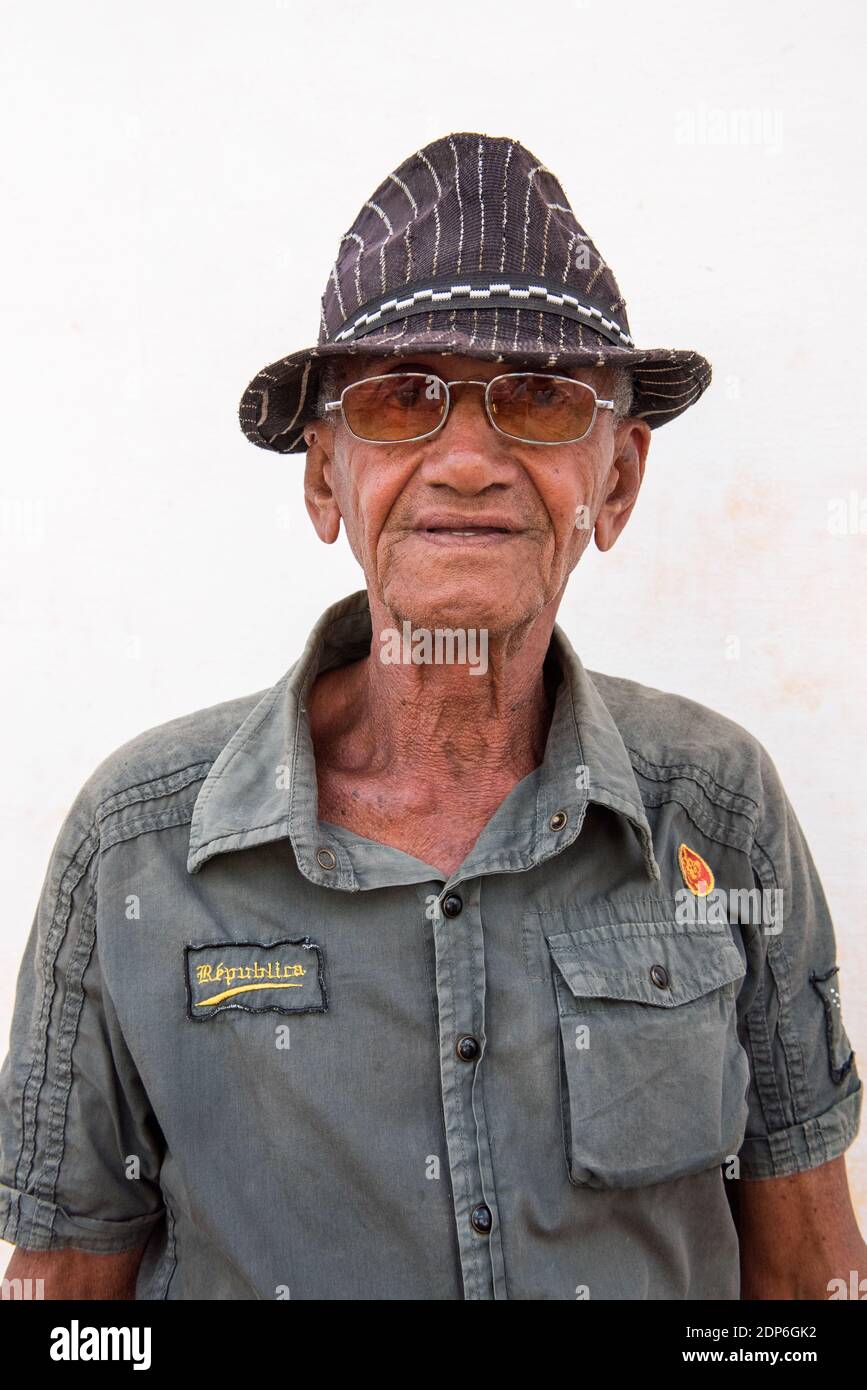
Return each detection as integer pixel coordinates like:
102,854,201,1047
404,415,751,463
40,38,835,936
0,589,861,1299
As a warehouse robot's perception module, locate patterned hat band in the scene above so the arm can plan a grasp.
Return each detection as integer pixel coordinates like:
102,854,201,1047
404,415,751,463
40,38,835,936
331,272,635,350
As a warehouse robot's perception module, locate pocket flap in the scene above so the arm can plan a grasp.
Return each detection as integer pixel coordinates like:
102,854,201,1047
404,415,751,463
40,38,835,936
546,925,746,1008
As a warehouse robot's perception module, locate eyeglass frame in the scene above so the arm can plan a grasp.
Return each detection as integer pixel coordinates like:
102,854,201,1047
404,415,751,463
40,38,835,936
322,371,614,446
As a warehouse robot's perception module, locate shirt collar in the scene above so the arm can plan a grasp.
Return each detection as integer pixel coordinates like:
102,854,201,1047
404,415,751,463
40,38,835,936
186,589,660,888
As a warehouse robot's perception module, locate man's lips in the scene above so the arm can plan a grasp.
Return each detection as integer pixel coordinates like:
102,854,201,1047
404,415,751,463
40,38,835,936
411,514,524,546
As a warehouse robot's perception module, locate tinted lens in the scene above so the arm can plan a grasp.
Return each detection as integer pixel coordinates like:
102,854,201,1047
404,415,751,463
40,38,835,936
341,373,447,441
487,374,596,442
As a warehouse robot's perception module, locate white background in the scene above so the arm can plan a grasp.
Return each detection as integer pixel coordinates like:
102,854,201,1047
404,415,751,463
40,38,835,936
2,0,866,1277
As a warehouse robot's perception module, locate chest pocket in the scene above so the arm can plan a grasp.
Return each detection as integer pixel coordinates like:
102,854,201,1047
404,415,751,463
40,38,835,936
546,920,750,1190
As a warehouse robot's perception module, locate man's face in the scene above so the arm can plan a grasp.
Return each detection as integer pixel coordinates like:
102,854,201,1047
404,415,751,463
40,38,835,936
303,352,651,635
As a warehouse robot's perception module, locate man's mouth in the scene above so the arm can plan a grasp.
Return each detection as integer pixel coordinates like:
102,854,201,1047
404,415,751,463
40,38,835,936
412,514,522,545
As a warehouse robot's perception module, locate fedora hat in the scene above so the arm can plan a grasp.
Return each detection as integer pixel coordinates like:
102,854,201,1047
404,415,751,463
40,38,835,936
239,132,711,454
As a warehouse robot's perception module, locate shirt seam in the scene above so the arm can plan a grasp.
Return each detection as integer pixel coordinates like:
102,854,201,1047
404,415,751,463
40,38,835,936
100,801,202,851
747,831,814,1136
15,827,100,1201
637,790,754,855
627,748,760,823
96,761,215,824
44,878,100,1238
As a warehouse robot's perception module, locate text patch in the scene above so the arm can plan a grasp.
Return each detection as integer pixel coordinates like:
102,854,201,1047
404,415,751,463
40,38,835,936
184,938,327,1020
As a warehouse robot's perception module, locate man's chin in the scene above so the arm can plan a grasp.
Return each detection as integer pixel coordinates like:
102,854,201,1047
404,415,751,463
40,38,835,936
378,571,543,636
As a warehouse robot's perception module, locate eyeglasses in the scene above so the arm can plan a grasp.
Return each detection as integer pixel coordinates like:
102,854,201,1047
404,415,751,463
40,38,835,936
323,371,613,446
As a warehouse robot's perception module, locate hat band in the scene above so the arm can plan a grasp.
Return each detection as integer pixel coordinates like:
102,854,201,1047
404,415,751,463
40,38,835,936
330,272,634,349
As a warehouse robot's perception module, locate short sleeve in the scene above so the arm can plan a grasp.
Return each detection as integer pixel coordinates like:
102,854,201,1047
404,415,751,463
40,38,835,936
0,782,165,1252
736,743,862,1179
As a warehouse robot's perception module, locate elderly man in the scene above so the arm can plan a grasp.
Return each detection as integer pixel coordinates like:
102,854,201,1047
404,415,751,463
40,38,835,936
1,132,863,1302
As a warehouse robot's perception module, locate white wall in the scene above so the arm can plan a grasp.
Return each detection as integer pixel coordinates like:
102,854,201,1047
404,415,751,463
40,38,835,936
2,0,866,1277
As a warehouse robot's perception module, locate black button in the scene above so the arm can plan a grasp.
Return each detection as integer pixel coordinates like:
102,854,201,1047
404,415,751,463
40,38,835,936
442,893,463,918
470,1203,492,1234
650,963,670,989
456,1035,480,1062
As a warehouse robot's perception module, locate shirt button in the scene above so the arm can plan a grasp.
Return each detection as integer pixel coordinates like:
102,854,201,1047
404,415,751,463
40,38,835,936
316,847,337,870
549,810,568,831
456,1035,481,1062
650,963,670,989
442,893,463,918
470,1203,493,1235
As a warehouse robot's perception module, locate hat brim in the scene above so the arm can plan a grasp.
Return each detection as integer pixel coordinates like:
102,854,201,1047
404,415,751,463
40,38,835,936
238,325,711,454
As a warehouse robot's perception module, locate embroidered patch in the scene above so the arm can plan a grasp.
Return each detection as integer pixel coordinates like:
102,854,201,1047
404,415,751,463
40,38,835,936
184,938,327,1020
678,843,715,896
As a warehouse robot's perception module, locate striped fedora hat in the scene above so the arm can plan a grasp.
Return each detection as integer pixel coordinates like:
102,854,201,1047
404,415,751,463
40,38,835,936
239,132,711,454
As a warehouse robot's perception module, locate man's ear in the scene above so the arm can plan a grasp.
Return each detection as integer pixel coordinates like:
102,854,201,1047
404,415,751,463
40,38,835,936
303,423,342,544
594,418,651,552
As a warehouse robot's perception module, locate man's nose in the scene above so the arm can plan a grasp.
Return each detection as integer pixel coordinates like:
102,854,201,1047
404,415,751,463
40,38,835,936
417,381,515,489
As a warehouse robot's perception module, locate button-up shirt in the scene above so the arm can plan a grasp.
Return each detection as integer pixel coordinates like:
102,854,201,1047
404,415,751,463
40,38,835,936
1,589,861,1299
